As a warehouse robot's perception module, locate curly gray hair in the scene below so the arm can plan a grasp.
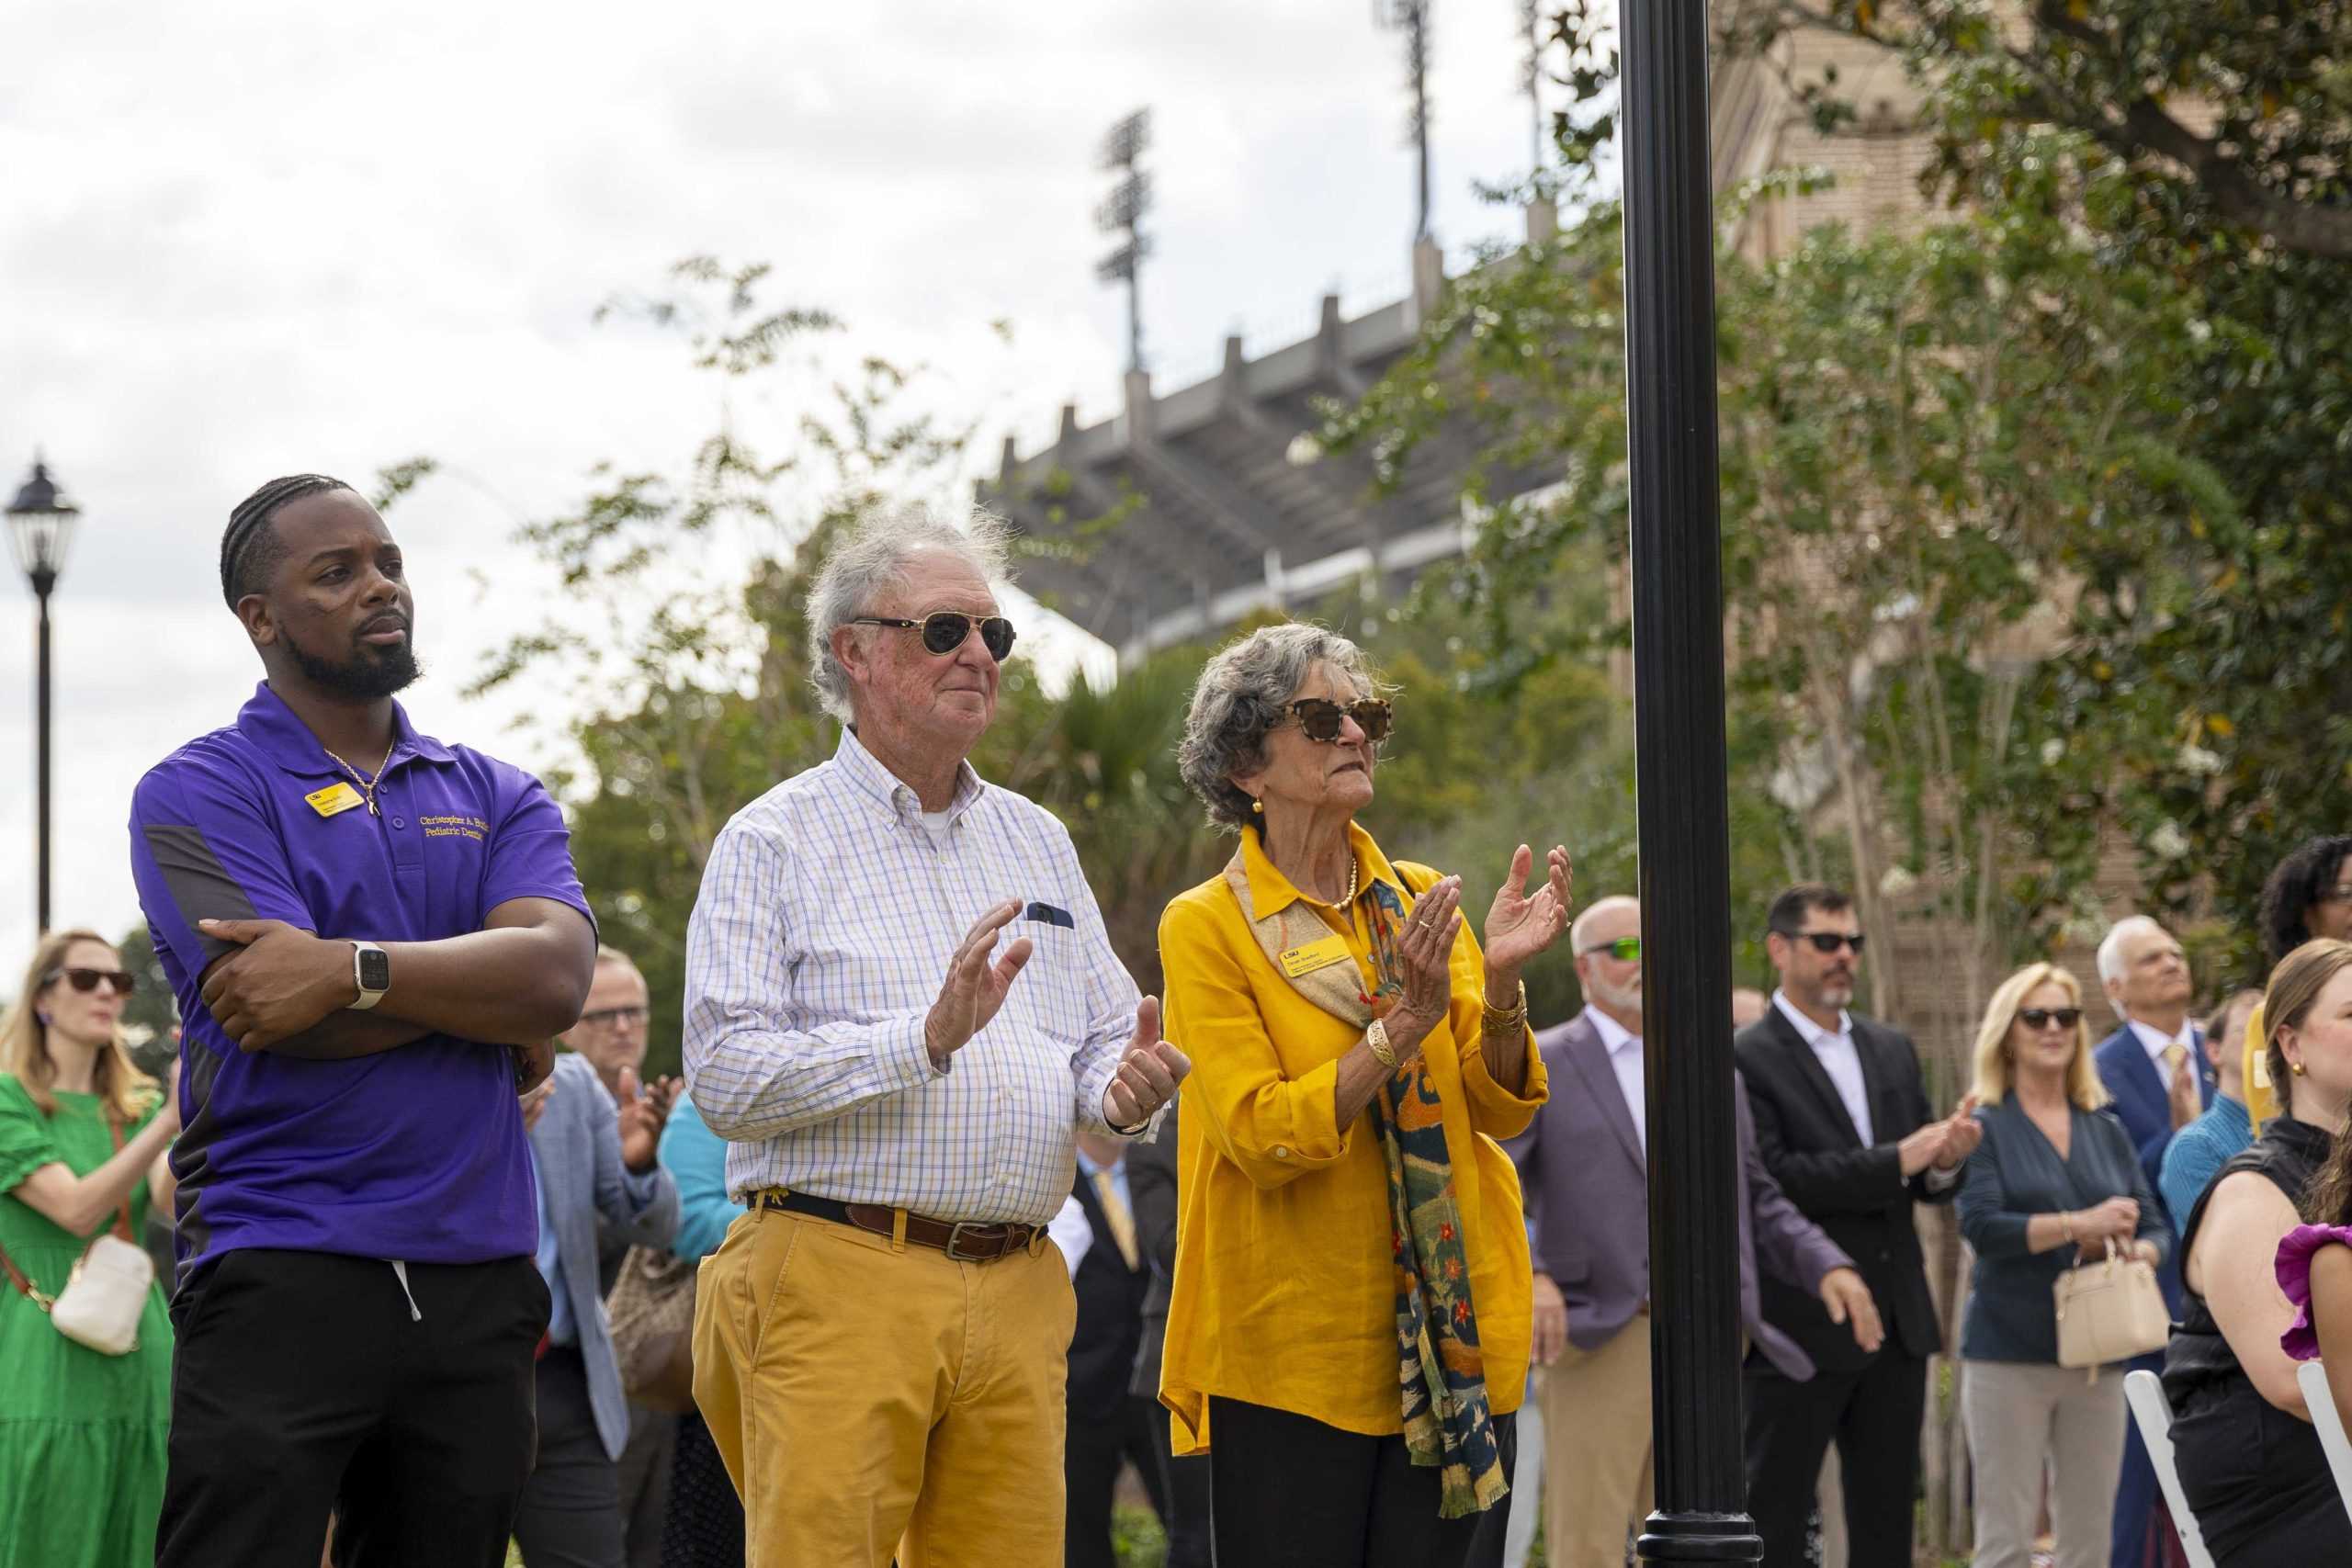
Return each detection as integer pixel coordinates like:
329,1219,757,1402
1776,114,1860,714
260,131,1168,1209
806,502,1014,724
1177,622,1392,831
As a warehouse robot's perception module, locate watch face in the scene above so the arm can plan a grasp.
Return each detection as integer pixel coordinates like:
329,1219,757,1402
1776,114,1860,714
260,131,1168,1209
357,949,391,992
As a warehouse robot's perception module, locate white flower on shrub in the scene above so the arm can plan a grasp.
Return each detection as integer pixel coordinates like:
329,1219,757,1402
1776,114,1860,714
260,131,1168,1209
2177,743,2224,776
1879,865,1919,899
2149,821,2192,861
2041,738,2066,766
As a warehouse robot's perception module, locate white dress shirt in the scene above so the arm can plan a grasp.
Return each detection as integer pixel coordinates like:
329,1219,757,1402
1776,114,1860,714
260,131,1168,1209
1773,989,1871,1145
2129,1017,2200,1074
1587,1005,1647,1158
683,728,1146,1224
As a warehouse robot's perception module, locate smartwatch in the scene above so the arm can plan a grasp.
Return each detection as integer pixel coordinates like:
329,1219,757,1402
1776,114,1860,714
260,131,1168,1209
350,942,391,1010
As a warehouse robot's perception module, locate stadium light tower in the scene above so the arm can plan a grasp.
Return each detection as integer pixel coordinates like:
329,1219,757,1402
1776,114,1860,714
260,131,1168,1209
1096,108,1153,375
1374,0,1435,243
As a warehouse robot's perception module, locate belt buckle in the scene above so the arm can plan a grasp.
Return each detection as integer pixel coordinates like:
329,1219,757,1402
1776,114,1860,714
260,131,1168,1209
943,1222,999,1262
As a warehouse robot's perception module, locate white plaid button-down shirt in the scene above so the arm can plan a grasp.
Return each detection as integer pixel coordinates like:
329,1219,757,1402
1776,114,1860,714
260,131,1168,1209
683,728,1144,1224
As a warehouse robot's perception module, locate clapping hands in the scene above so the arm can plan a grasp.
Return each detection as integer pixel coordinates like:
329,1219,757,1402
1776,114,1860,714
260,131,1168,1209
1898,1093,1984,1178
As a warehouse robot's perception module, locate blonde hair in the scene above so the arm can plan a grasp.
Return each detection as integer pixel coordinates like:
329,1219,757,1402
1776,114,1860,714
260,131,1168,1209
0,929,156,1123
1969,962,2109,1111
2266,939,2352,1119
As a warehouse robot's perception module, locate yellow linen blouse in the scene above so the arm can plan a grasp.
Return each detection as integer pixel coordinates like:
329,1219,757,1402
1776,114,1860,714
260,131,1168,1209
1155,821,1547,1454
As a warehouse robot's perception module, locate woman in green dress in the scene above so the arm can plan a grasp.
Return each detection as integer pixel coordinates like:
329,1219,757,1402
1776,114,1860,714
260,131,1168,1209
0,926,179,1568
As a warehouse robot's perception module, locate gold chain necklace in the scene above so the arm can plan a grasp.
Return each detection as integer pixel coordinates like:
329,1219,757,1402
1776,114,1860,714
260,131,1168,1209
321,744,394,817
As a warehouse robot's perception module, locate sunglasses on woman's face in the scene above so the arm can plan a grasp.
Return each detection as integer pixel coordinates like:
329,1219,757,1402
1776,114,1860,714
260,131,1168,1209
2018,1007,2082,1031
43,967,135,998
850,611,1016,662
1280,697,1395,745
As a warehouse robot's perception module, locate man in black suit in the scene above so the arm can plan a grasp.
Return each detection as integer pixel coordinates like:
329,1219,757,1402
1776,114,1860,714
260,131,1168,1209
1126,1101,1210,1568
1736,884,1982,1567
1055,1132,1165,1568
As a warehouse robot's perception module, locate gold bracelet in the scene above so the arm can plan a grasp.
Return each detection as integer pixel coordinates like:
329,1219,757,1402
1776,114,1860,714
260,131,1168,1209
1482,980,1528,1029
1366,1018,1398,1069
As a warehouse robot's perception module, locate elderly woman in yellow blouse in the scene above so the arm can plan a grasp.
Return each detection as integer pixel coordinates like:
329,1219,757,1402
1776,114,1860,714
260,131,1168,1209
1157,623,1571,1568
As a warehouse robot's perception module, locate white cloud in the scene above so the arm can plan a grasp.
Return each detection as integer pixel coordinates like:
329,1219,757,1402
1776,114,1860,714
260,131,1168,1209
0,0,1556,969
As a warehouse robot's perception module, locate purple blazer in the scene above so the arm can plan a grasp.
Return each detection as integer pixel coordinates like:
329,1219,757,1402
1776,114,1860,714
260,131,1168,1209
1503,1010,1853,1381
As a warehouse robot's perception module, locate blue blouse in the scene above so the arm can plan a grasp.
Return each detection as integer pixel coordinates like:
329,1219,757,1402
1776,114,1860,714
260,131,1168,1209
658,1093,740,1264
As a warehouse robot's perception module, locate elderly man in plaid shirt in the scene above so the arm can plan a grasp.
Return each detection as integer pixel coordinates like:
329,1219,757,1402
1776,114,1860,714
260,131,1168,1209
683,504,1190,1568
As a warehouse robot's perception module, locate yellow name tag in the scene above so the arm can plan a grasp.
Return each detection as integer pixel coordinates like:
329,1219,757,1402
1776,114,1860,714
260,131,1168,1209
305,782,366,818
1278,934,1354,978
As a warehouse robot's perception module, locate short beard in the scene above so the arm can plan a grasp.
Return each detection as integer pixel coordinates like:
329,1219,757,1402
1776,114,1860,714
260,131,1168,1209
291,637,423,700
1589,972,1643,1019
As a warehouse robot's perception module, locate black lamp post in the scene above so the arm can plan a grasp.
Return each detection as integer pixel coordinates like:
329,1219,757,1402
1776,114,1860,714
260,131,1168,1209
1619,2,1762,1563
6,458,81,936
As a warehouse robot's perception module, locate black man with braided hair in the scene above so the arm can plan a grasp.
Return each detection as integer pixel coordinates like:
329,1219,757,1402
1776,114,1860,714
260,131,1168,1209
130,474,598,1568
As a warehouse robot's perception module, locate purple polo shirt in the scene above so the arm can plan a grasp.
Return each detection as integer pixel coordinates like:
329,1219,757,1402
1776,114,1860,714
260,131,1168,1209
129,682,594,1290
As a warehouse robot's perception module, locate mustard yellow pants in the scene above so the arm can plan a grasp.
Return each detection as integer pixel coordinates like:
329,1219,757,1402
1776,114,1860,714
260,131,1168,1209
691,1204,1076,1568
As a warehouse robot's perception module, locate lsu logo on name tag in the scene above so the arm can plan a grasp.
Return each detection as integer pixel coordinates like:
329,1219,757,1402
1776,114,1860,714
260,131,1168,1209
1278,934,1353,978
305,782,367,818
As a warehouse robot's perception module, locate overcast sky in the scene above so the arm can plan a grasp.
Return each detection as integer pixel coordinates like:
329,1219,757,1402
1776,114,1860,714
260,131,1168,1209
0,0,1560,970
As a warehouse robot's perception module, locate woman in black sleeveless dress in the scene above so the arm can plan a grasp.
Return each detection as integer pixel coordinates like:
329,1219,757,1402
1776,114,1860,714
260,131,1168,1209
2162,939,2352,1564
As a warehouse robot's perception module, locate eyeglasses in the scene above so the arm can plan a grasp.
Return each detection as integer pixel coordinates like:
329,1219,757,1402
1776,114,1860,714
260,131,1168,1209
850,612,1016,662
1278,697,1395,745
578,1005,649,1030
2018,1007,2083,1031
1777,930,1866,955
1582,936,1642,962
42,967,135,998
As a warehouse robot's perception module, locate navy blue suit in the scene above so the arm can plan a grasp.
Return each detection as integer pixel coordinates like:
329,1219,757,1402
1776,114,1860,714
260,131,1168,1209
2095,1021,2215,1568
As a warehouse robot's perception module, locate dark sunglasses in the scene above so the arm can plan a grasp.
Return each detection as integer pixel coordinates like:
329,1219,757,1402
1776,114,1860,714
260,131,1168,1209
42,967,135,998
1582,936,1642,962
1777,930,1866,955
2018,1007,2083,1031
851,612,1016,662
1280,697,1395,745
578,1005,649,1029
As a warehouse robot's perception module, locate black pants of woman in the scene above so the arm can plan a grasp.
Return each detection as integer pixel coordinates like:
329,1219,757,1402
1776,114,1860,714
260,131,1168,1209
2169,1378,2352,1566
1206,1396,1517,1568
659,1409,745,1568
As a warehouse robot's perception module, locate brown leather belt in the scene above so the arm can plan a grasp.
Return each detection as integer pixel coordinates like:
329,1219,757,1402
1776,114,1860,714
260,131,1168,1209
755,1190,1046,1263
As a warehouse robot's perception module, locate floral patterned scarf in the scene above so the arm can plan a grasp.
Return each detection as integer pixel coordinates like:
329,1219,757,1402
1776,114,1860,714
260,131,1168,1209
1222,847,1509,1517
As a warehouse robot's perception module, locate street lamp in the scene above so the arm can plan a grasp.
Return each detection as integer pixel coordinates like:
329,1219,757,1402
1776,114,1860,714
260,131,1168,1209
6,457,81,935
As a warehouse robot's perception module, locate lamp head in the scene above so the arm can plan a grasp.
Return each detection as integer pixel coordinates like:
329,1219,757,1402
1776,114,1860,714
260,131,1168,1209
6,458,80,594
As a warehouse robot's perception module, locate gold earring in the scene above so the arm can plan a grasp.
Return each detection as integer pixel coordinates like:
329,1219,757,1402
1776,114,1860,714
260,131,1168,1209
2292,1059,2310,1077
1251,798,1262,815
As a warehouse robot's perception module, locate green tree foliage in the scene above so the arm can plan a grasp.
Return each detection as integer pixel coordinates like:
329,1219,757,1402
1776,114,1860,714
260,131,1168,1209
1724,0,2352,987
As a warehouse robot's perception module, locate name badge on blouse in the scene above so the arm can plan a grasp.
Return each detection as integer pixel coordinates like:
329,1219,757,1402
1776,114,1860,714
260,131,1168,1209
305,782,367,818
1278,934,1353,978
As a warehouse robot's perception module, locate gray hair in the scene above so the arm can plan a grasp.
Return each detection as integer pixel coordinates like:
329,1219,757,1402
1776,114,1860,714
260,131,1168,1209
1176,622,1392,831
806,502,1014,724
1569,895,1640,956
2096,914,2169,987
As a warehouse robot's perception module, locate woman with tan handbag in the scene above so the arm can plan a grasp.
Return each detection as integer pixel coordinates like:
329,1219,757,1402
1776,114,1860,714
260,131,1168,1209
1955,961,2166,1568
0,927,179,1568
2162,938,2352,1564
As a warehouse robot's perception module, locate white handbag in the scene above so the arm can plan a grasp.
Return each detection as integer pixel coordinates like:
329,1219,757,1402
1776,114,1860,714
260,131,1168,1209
2053,1239,2170,1371
0,1114,153,1357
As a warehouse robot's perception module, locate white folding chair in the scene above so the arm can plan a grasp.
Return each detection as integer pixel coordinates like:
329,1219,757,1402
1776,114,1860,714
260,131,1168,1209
2296,1359,2352,1524
2123,1368,2219,1568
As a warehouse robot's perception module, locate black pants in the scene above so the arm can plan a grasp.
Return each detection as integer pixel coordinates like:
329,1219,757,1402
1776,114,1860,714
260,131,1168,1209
513,1347,627,1568
1205,1396,1517,1568
1066,1394,1170,1568
659,1410,745,1568
1743,1348,1926,1568
2171,1376,2352,1566
157,1249,547,1568
1148,1396,1214,1568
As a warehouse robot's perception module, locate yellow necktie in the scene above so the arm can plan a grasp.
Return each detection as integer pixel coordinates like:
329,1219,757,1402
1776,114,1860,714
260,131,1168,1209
1091,1170,1140,1271
2164,1042,2189,1089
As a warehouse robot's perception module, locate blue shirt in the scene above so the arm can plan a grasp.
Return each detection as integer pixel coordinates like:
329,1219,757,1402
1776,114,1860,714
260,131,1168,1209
659,1094,740,1264
530,1143,575,1345
129,682,594,1289
2159,1092,2255,1228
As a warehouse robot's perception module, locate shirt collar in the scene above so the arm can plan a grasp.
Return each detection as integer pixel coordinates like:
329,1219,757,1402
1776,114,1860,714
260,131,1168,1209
1773,988,1852,1050
235,681,452,779
834,727,984,828
1237,819,1406,920
2128,1017,2198,1062
1585,1004,1641,1055
1076,1148,1122,1179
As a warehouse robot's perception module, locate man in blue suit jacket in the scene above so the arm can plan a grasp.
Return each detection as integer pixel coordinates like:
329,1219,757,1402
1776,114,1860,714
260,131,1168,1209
2092,914,2215,1568
516,1045,682,1568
